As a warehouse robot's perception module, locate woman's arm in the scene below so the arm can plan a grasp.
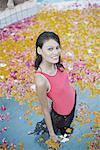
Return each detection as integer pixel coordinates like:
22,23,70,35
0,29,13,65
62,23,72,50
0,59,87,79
35,74,58,142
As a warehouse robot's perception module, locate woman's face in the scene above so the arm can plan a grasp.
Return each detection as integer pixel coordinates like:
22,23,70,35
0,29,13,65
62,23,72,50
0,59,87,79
39,39,61,64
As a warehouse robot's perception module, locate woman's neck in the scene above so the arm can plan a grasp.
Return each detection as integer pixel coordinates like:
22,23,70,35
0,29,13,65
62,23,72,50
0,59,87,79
39,61,57,74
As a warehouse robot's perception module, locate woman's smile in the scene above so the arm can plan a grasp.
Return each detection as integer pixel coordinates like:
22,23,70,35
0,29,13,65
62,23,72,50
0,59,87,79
52,56,59,59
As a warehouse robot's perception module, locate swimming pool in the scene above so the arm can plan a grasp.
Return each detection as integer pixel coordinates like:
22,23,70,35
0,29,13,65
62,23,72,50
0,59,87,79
0,0,99,149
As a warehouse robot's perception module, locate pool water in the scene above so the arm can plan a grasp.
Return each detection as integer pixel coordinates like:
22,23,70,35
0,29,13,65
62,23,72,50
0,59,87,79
0,86,99,150
0,0,99,149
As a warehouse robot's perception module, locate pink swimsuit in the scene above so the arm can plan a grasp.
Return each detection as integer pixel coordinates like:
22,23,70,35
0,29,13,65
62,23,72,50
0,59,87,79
35,67,76,115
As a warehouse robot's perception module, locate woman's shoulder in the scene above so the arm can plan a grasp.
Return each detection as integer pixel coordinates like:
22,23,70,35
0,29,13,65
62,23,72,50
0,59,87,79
35,69,47,88
34,67,42,77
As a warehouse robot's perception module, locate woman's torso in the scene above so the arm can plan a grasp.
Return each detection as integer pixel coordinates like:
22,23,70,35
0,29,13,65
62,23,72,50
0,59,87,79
35,66,76,115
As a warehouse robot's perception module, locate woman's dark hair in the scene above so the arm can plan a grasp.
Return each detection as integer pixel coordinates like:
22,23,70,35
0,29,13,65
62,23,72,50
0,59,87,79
34,31,65,71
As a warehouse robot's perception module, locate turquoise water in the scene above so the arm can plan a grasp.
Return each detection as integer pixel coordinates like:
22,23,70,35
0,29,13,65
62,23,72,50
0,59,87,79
0,0,99,149
0,86,99,149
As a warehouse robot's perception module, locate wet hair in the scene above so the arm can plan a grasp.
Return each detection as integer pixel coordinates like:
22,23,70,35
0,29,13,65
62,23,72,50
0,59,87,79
34,31,65,71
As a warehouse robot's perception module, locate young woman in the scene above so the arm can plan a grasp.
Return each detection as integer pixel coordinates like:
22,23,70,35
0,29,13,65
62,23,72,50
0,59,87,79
33,31,77,145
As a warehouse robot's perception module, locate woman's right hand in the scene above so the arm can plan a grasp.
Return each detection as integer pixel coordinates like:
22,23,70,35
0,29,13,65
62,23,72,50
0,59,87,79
50,134,60,143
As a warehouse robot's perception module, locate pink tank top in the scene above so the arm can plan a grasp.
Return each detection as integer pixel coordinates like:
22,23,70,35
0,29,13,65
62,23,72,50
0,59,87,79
35,67,76,115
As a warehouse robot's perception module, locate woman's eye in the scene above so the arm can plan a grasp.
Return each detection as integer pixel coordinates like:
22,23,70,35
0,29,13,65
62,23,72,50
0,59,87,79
56,46,60,50
48,48,53,51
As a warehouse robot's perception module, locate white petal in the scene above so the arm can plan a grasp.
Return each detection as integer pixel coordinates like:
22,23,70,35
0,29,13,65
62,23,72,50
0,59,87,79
64,133,68,138
61,138,69,143
0,63,7,67
59,135,64,139
0,75,4,79
14,80,18,83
